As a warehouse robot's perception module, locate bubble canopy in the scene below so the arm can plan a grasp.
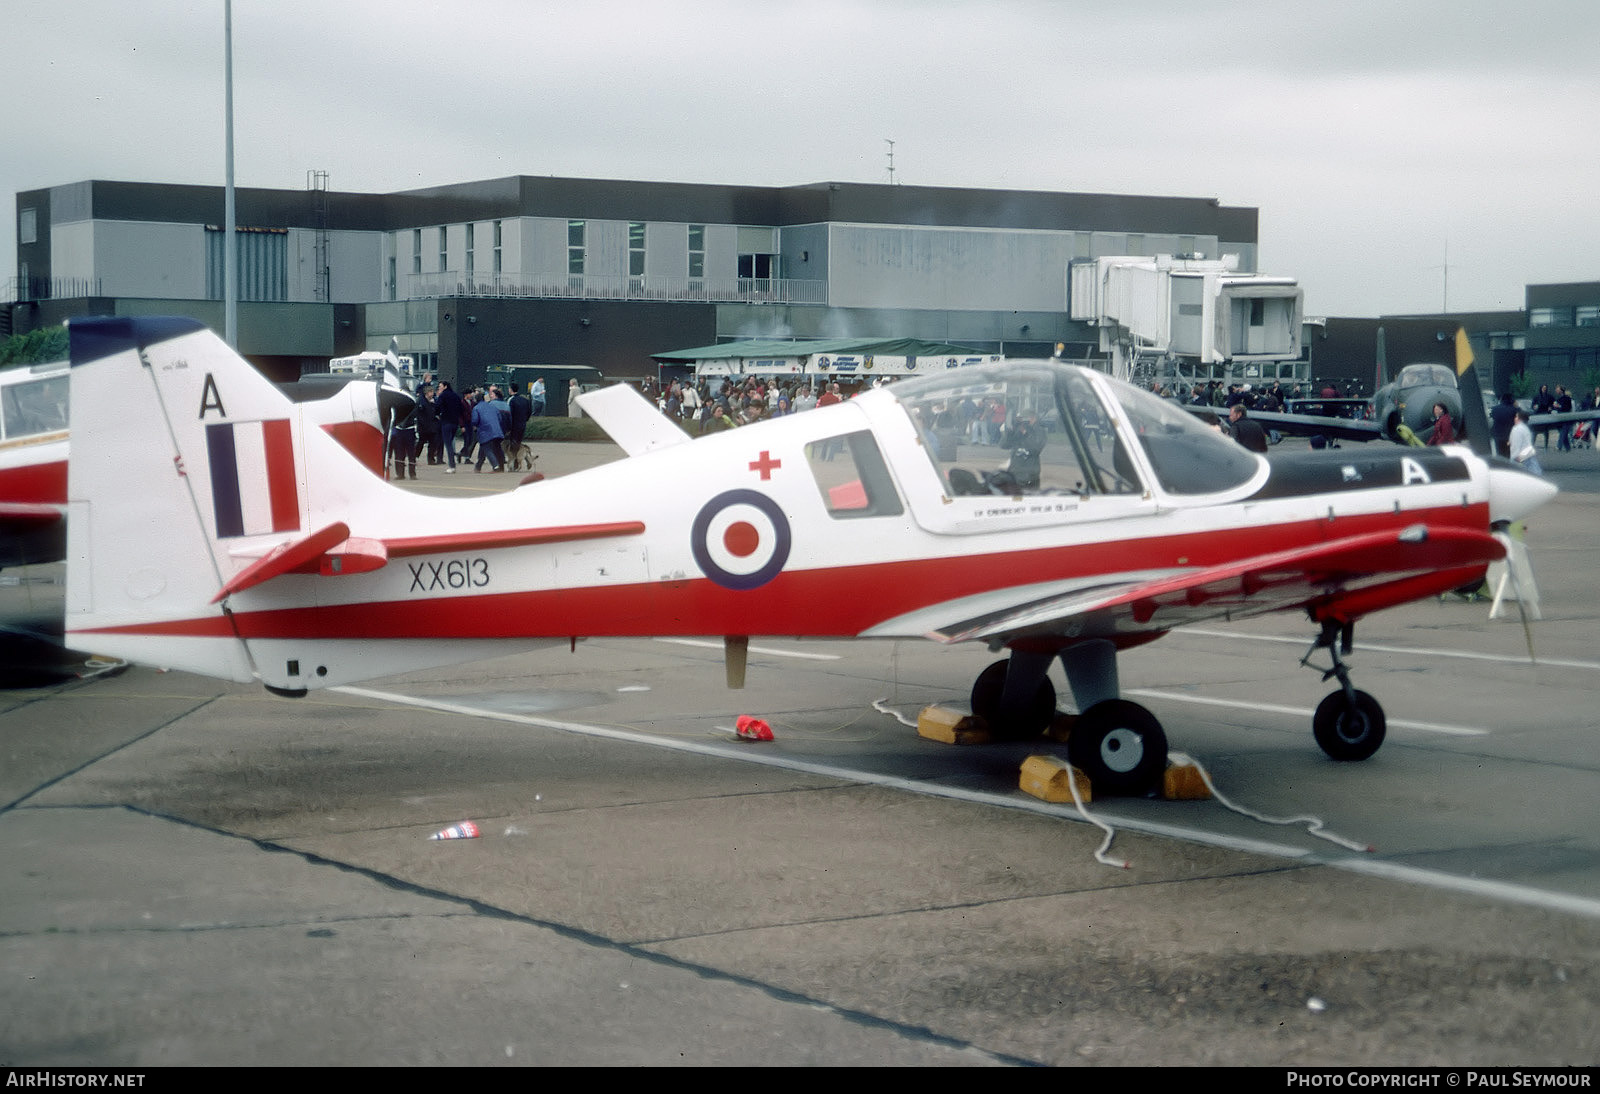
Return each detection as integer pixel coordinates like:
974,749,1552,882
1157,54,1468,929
883,359,1263,498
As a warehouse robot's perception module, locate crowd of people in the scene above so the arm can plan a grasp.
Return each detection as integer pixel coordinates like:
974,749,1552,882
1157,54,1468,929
386,375,554,479
381,366,1600,482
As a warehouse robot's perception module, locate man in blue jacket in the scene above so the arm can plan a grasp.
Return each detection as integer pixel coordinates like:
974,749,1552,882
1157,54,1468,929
471,386,509,473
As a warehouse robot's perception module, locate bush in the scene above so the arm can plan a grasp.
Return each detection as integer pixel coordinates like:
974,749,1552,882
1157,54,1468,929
523,416,613,442
0,327,68,366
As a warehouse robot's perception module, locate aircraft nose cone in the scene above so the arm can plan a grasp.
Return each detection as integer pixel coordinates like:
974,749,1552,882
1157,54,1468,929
1486,461,1559,524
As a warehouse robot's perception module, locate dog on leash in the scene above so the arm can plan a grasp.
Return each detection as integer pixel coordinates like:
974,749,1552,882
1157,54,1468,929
506,440,537,472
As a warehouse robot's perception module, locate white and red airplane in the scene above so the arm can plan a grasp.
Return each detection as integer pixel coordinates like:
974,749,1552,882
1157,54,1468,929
61,316,1556,793
0,344,412,568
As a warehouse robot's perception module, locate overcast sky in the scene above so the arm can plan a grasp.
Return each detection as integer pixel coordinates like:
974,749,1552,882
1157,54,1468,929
7,0,1599,318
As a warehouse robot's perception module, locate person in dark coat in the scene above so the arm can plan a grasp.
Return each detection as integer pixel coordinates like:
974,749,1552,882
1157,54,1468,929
415,383,441,465
1490,393,1518,459
435,380,464,473
1227,403,1269,453
506,383,533,469
998,412,1046,488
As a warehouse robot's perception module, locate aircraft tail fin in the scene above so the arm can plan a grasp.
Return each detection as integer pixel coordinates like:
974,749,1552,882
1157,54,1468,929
64,317,383,684
1453,327,1493,459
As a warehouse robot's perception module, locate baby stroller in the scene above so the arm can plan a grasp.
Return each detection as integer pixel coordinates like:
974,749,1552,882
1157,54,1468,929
1572,420,1591,449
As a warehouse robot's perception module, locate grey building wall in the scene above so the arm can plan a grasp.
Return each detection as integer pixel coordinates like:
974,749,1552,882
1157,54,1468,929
11,174,1267,379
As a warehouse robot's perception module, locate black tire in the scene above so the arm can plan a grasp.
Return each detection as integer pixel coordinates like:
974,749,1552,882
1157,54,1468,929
1067,699,1168,795
970,658,1056,740
1313,689,1386,761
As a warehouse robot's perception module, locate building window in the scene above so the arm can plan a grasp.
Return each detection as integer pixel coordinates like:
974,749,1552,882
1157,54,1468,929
411,228,421,274
438,226,448,273
465,223,475,278
205,226,287,302
1530,306,1574,328
388,256,396,301
493,220,503,275
19,208,37,246
688,224,705,278
1126,234,1145,256
738,253,776,280
568,220,585,275
1575,304,1600,328
628,222,646,278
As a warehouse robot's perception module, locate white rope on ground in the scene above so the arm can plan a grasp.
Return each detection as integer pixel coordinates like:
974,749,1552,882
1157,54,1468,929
871,700,1374,867
870,697,920,727
1170,751,1374,853
1057,752,1130,869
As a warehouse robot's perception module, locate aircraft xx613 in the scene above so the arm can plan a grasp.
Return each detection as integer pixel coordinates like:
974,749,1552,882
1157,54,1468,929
63,316,1557,794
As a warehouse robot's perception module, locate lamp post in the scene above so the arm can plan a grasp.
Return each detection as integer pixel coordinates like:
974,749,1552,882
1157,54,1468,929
223,0,237,348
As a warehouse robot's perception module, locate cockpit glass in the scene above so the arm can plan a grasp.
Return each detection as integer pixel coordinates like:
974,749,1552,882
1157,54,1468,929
1,373,69,440
888,361,1260,500
1103,376,1262,494
892,365,1118,497
1400,365,1455,391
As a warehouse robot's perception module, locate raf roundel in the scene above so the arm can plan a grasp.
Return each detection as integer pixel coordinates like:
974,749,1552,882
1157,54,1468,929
690,489,792,590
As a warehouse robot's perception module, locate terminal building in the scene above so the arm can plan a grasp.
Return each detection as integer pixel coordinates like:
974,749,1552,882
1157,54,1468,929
6,174,1265,385
9,174,1595,396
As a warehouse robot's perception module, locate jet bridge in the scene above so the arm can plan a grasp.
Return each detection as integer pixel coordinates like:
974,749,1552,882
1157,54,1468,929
1069,255,1304,383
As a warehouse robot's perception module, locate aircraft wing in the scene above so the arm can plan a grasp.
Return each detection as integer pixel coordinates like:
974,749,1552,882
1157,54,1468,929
1529,409,1596,429
1183,404,1384,443
900,524,1502,645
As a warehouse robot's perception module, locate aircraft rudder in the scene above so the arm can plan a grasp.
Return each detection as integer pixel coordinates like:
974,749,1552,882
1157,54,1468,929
65,318,259,681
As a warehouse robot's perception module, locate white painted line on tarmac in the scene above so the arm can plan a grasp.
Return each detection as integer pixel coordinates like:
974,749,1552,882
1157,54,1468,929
333,684,1600,922
1177,627,1600,673
1123,688,1489,738
653,638,842,661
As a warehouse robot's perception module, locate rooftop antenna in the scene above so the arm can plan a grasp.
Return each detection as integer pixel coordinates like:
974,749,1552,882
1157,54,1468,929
885,138,896,185
1442,238,1449,313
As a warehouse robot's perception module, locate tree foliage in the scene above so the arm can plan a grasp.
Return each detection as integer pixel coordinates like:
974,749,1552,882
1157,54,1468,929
0,327,68,366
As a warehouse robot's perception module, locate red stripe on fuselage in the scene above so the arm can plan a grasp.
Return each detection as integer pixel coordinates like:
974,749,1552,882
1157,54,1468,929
71,503,1491,642
0,457,68,506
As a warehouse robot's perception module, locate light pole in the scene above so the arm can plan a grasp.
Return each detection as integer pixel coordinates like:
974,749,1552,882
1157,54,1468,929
223,0,237,348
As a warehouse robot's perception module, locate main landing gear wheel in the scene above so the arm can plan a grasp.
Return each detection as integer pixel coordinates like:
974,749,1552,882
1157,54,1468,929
1312,689,1386,762
970,658,1057,740
1067,699,1168,796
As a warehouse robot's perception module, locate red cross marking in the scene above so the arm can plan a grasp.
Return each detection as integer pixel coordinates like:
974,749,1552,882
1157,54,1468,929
748,450,782,480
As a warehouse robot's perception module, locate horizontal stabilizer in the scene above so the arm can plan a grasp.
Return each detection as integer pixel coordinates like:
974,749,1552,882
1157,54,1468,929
576,384,692,457
214,522,354,602
383,521,646,557
213,521,647,600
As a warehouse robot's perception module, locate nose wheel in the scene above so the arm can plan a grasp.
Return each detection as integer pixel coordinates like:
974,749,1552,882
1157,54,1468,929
1303,620,1388,762
1312,689,1386,761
